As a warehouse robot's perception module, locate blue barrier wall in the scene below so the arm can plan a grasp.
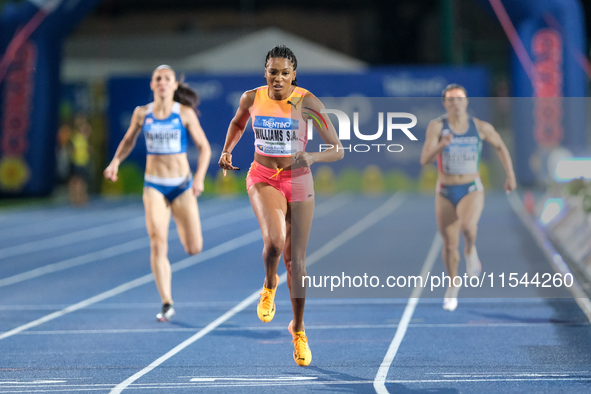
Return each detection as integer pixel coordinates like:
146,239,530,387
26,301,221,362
107,67,490,180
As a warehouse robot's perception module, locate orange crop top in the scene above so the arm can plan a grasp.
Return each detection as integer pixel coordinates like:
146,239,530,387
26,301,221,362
250,86,309,157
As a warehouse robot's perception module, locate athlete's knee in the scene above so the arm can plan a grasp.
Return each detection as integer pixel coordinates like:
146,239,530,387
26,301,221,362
149,237,168,256
284,262,291,276
185,241,202,256
460,223,477,238
283,256,292,269
263,235,285,258
184,237,203,256
441,238,458,255
441,235,459,251
290,259,306,276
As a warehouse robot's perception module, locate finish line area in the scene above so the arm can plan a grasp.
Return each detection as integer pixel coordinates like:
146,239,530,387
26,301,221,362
0,193,590,393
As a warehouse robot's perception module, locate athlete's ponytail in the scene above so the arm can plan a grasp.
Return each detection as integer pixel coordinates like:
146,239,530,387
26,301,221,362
152,65,200,110
264,45,298,86
174,77,200,110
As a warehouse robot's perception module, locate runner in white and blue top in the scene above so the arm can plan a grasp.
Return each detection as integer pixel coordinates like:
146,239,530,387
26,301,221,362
420,83,516,312
143,102,188,156
436,114,484,207
142,102,192,201
104,65,211,322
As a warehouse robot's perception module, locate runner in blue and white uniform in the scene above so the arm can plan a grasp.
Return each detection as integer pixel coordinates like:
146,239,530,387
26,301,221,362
420,84,516,311
104,65,211,321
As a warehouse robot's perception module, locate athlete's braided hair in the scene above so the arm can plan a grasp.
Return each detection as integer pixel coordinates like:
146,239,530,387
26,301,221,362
264,45,298,86
153,65,200,110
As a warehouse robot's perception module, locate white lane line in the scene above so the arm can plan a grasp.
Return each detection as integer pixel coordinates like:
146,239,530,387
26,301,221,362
507,193,591,323
311,193,352,217
3,378,591,393
110,193,405,394
0,230,261,341
0,202,252,261
18,320,590,335
388,377,591,383
190,377,317,382
0,216,146,260
0,194,350,340
0,297,555,311
0,205,140,240
0,206,254,288
110,293,262,394
287,193,406,275
8,376,587,392
0,380,67,384
374,232,442,394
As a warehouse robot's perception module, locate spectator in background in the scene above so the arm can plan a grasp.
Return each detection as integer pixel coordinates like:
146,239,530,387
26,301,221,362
68,114,92,205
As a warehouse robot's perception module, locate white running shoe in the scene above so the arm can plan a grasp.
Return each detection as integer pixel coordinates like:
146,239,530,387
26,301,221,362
443,286,459,311
156,303,175,322
465,247,482,277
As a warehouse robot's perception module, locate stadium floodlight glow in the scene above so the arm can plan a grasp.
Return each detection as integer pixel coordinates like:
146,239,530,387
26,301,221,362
554,157,591,183
539,197,565,226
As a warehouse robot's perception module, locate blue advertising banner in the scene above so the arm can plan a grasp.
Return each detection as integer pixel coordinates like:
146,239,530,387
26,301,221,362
0,0,101,196
474,0,588,185
107,66,490,180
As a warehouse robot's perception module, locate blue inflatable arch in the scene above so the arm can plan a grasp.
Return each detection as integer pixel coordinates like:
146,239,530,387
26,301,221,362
475,0,587,185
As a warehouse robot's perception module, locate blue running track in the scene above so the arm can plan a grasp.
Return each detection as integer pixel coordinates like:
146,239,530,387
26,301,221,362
0,193,589,393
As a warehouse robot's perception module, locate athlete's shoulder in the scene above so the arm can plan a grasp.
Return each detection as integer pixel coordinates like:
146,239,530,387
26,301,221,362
294,86,312,97
238,88,258,109
428,115,446,129
132,104,150,126
135,104,150,115
178,103,196,116
472,117,495,140
472,117,493,132
300,90,322,110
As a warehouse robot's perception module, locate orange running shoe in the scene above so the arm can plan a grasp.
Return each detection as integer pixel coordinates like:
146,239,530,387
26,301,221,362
288,320,312,366
257,274,279,323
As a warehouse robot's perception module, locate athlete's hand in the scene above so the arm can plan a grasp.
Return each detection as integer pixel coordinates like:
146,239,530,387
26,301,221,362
504,175,517,194
293,151,315,167
439,133,454,148
192,178,204,197
103,162,119,182
218,152,239,177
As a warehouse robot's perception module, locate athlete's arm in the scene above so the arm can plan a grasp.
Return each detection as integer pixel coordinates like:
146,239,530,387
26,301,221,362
420,119,451,166
295,93,344,166
219,90,255,174
104,106,145,182
182,105,211,196
475,119,516,193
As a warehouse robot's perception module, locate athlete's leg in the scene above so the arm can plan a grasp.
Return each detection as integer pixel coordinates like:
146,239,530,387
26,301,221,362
457,190,485,277
283,199,314,333
436,193,461,310
171,189,203,256
456,190,484,255
143,187,173,305
249,183,288,292
283,199,314,366
436,194,460,278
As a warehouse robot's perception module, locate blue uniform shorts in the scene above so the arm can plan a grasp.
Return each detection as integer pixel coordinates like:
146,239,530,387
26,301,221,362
437,177,484,207
144,174,193,202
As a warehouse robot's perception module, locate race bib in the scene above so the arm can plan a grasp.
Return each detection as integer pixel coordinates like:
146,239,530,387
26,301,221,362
253,116,300,156
145,124,181,154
